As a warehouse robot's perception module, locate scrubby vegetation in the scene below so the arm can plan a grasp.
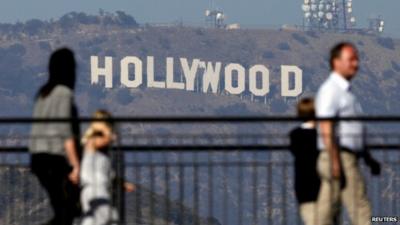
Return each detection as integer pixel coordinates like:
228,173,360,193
0,10,138,38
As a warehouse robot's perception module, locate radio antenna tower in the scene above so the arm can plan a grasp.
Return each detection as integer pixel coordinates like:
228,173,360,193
205,0,226,28
338,0,356,30
209,0,214,10
368,15,385,34
302,0,355,31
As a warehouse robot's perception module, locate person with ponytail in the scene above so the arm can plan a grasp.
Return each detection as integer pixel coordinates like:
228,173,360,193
29,48,81,225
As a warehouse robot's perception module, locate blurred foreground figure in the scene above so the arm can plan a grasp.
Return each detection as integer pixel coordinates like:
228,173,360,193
29,48,81,225
80,110,135,225
289,98,320,225
316,42,380,225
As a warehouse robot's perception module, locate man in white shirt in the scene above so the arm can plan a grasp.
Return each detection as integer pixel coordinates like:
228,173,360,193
315,42,373,225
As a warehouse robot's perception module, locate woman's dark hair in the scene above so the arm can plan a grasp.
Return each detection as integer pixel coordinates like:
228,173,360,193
329,42,356,70
37,48,76,98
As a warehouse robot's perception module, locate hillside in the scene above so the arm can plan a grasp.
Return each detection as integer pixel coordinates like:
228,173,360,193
0,12,400,119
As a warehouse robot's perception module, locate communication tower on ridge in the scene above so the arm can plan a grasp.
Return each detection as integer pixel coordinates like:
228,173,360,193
368,15,385,34
301,0,356,31
205,0,225,28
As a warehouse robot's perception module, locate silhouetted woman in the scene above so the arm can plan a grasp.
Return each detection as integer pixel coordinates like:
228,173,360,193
29,48,81,225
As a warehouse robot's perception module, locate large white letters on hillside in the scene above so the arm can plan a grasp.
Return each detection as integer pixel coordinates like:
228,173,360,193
91,56,113,88
90,56,303,97
249,65,270,96
202,61,221,94
281,65,302,97
120,56,142,88
180,58,200,91
147,56,165,88
225,63,245,95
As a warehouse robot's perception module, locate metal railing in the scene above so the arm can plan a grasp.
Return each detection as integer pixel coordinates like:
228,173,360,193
0,116,399,225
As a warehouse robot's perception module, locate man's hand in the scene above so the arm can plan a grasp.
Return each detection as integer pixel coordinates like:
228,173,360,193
68,166,80,185
368,159,381,175
364,152,381,175
124,182,136,193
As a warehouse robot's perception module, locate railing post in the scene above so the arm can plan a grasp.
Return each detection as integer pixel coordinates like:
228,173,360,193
117,148,126,224
114,129,126,225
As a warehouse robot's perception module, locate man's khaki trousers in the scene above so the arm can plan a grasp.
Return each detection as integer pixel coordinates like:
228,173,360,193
308,150,372,225
299,202,318,225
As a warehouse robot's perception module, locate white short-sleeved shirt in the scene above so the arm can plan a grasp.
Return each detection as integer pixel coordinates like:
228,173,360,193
316,72,364,152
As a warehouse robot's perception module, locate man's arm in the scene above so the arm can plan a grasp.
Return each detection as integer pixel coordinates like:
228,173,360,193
320,120,341,179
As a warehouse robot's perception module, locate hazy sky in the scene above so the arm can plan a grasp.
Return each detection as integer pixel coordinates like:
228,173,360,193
1,0,400,37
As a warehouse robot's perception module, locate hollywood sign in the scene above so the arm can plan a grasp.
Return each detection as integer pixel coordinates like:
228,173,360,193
91,56,303,97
